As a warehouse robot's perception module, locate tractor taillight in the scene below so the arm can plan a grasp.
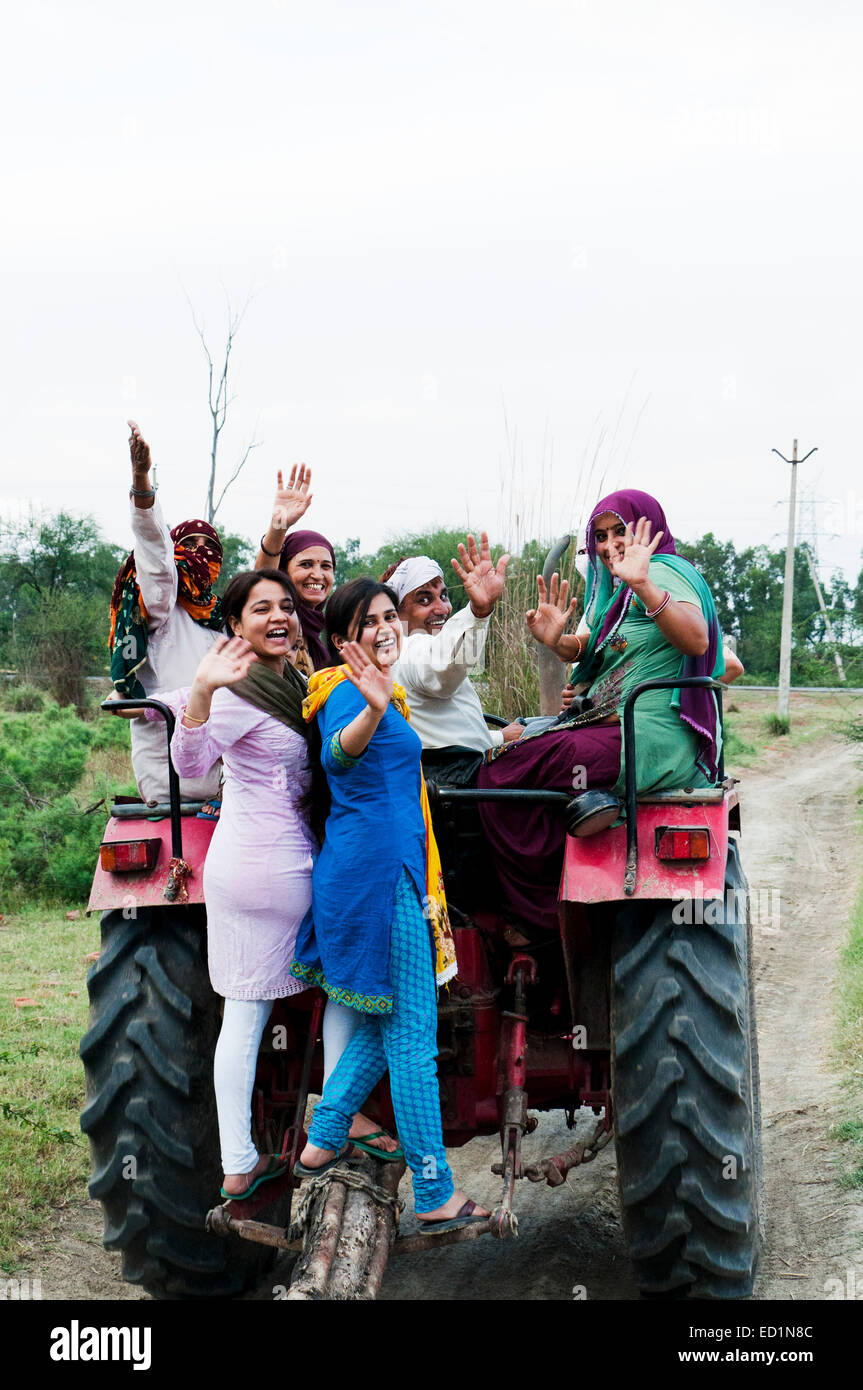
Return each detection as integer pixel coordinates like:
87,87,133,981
655,828,710,861
100,839,161,873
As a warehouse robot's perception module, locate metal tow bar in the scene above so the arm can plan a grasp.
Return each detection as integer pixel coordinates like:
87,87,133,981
490,953,538,1239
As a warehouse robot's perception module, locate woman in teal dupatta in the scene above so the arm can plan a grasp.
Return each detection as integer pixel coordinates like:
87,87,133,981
476,488,725,931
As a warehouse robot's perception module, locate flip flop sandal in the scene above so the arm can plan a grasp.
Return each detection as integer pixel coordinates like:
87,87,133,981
348,1129,404,1163
197,799,222,821
220,1154,288,1201
416,1199,488,1236
293,1143,353,1180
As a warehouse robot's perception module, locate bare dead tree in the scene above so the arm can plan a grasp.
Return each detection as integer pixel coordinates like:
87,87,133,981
186,291,262,524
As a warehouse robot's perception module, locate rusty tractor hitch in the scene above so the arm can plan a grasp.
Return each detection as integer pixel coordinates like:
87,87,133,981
492,1116,613,1188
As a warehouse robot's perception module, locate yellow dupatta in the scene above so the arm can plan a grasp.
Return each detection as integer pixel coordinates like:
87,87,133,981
303,665,458,988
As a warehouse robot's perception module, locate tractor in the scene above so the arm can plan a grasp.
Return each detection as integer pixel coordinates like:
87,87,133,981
81,675,761,1299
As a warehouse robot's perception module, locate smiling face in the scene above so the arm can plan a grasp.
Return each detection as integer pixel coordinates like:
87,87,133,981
342,591,402,669
399,576,453,636
592,512,629,572
286,547,334,607
229,578,301,670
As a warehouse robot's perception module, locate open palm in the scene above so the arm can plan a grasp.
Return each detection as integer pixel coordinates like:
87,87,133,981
272,465,313,531
525,572,577,648
195,636,258,691
340,641,393,715
609,517,663,588
451,531,510,615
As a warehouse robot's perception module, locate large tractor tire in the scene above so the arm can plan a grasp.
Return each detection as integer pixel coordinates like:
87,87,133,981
80,907,278,1299
611,839,763,1298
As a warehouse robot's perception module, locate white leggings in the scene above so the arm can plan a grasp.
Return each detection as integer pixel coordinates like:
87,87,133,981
213,996,361,1174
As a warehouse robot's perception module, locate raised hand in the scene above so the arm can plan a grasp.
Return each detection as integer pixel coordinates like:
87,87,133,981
194,635,258,693
272,465,313,531
609,516,663,589
525,572,577,649
127,419,151,474
340,640,394,716
451,531,510,619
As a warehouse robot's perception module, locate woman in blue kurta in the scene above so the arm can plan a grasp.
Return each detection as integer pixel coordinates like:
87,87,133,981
291,578,487,1232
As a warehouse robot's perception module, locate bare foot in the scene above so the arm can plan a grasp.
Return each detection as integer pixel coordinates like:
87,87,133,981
222,1152,269,1197
417,1189,490,1223
348,1113,400,1154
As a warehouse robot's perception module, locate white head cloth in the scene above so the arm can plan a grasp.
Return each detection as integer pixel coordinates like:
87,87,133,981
387,555,445,606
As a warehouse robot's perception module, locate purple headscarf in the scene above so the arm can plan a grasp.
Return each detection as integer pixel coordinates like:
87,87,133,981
278,529,336,671
586,490,676,647
578,488,724,781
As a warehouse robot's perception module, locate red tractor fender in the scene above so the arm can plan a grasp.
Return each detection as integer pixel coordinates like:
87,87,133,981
87,813,216,911
560,789,738,903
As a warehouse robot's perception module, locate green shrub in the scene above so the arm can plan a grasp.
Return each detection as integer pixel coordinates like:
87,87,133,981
9,591,105,713
765,714,790,737
0,682,45,713
0,703,118,904
90,712,133,751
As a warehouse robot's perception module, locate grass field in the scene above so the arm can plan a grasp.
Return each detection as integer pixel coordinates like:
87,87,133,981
833,788,863,1190
722,687,863,770
0,905,99,1272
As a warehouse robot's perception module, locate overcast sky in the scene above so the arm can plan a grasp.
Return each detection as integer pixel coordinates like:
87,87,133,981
1,1,861,585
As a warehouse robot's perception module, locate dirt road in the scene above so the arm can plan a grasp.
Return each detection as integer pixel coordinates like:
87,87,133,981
34,734,863,1300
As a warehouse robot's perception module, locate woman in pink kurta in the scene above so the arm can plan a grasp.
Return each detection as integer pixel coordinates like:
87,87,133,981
147,568,324,1201
161,685,317,1000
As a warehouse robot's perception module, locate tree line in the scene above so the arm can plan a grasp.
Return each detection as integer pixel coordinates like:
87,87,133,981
1,509,861,714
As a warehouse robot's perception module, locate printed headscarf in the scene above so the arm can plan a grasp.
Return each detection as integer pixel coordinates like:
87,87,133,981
572,489,725,781
108,519,223,698
278,529,336,671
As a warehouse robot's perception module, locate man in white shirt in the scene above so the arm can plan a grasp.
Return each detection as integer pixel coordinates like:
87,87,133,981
109,421,223,806
387,533,524,752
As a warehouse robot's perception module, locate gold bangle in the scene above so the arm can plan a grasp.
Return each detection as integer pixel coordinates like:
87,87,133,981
181,711,208,726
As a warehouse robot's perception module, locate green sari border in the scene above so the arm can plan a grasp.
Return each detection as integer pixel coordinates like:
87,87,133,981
290,960,393,1015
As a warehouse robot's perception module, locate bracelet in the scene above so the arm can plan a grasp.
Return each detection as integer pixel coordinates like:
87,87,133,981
181,711,208,726
645,590,671,620
130,486,157,499
260,533,282,558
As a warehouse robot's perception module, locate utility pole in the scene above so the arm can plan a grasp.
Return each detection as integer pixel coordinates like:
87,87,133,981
772,440,818,723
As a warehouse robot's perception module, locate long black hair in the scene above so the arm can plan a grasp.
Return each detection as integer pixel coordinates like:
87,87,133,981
324,578,400,663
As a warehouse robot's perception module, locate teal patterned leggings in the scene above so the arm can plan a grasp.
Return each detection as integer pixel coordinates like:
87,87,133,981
308,871,454,1213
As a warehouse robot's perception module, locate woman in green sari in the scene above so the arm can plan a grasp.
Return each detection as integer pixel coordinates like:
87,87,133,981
477,488,726,931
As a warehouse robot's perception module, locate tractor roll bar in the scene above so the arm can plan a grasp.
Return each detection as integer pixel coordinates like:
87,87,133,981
622,675,725,896
101,699,183,859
